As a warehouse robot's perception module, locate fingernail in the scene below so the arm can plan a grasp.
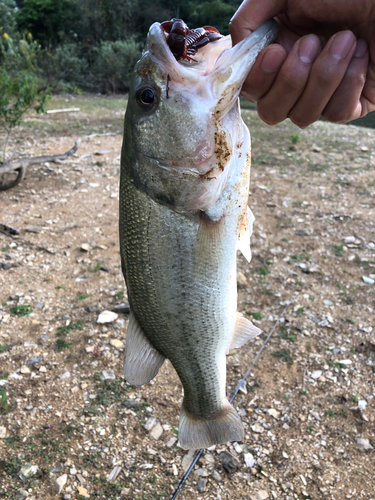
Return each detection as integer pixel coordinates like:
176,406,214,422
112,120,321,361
354,38,368,58
298,35,320,64
330,31,355,60
260,49,282,73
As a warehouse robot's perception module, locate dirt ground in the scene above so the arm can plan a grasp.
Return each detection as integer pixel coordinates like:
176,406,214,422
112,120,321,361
0,95,374,500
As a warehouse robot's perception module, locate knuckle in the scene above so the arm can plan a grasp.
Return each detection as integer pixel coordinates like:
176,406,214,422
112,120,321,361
289,115,310,129
257,105,282,126
323,108,350,124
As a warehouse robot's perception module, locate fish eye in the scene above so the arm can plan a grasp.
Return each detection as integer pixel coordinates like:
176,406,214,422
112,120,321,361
136,85,159,111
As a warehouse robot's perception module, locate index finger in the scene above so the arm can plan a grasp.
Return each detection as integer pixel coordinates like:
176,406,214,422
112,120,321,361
229,0,286,44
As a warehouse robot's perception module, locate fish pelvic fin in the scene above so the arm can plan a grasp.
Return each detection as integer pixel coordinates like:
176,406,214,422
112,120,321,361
229,313,261,351
123,310,165,386
237,206,254,263
178,400,244,450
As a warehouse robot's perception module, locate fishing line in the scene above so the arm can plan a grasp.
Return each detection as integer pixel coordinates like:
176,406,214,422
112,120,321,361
169,300,292,500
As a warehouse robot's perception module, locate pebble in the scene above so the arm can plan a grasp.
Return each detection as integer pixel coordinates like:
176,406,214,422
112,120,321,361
311,370,322,379
25,226,39,233
251,491,269,500
363,276,375,284
60,371,71,379
77,487,89,498
251,423,264,433
267,408,280,419
356,438,373,450
194,467,209,478
150,423,163,440
197,478,206,493
39,366,47,373
107,465,121,482
211,470,222,482
20,365,31,374
244,453,255,468
110,339,124,349
27,357,43,365
111,302,130,314
144,416,160,432
86,305,100,313
80,243,90,252
343,236,355,244
19,463,38,481
166,437,177,447
100,370,115,381
16,489,28,500
97,310,118,324
63,496,71,500
56,474,68,494
70,466,77,475
358,400,367,410
220,451,240,473
0,426,7,438
181,449,196,472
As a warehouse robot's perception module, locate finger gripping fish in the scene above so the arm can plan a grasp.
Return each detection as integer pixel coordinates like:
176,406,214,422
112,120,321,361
120,19,277,449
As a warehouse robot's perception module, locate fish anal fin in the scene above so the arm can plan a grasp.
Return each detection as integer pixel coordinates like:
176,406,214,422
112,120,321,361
237,206,254,263
179,400,244,449
123,311,165,386
229,312,261,351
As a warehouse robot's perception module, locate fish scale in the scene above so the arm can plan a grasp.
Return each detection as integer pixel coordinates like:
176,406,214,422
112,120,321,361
120,19,278,449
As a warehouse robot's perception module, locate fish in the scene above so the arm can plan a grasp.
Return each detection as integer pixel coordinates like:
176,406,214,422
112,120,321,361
119,19,277,450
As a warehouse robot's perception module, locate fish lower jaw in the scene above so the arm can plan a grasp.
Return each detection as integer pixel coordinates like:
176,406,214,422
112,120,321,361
138,151,218,174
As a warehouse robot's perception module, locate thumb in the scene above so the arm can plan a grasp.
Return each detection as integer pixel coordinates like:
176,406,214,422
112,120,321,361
230,0,287,45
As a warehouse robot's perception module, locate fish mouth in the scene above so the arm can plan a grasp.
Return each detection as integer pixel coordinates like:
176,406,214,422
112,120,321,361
139,151,215,176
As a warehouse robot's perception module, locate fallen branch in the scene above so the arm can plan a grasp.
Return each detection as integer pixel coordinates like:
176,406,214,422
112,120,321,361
0,138,81,191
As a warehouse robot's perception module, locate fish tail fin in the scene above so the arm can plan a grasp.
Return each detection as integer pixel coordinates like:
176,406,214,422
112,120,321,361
178,400,244,450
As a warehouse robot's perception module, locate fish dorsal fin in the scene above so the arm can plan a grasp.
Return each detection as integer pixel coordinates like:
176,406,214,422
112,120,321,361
237,206,254,263
229,313,261,350
123,310,165,386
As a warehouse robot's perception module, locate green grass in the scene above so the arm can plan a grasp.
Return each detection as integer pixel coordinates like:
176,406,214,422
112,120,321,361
114,290,124,300
291,254,311,262
295,307,305,316
279,327,297,342
248,311,263,320
88,260,104,272
1,245,9,252
76,294,89,301
326,410,347,418
56,320,84,337
272,349,294,363
258,266,270,276
0,388,11,414
333,245,344,257
10,304,32,317
56,339,72,351
0,345,8,353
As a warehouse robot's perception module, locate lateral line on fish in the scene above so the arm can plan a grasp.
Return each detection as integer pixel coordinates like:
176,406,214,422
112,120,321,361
168,299,293,500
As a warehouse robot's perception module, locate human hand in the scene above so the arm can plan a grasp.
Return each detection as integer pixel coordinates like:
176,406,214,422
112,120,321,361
229,0,375,127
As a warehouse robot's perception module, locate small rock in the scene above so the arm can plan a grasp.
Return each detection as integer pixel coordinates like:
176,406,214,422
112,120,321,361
60,371,71,380
0,426,7,438
100,265,111,272
100,370,115,381
111,303,130,314
95,150,111,155
39,366,47,373
120,489,131,496
56,474,68,494
107,465,121,482
323,300,333,306
110,339,124,349
19,463,38,481
80,243,90,252
211,470,222,482
221,451,240,474
77,486,90,498
233,442,243,453
27,357,43,366
70,466,77,475
25,405,33,411
267,408,280,419
144,416,159,432
20,365,30,374
356,438,373,450
25,226,39,234
197,478,206,493
343,236,355,244
86,305,100,313
166,437,177,448
194,467,209,478
311,370,322,380
181,449,196,472
363,276,375,285
150,423,163,440
237,271,248,287
358,400,367,410
244,453,255,468
251,491,269,500
97,310,118,324
16,489,29,500
63,496,72,500
251,423,264,433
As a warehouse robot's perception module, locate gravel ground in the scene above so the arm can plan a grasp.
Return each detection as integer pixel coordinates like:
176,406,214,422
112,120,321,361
0,96,374,500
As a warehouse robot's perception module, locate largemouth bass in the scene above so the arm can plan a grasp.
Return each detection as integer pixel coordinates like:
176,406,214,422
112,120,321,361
120,19,277,449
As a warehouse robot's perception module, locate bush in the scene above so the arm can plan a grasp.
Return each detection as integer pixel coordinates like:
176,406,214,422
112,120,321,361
93,38,142,93
0,0,18,38
36,43,89,90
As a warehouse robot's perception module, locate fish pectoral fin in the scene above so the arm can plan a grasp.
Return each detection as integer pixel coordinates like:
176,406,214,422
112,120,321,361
237,206,254,263
123,311,165,386
193,212,225,278
229,312,261,350
179,400,244,450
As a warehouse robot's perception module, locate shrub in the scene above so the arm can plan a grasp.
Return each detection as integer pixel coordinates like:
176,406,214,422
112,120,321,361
0,0,18,38
93,38,142,93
